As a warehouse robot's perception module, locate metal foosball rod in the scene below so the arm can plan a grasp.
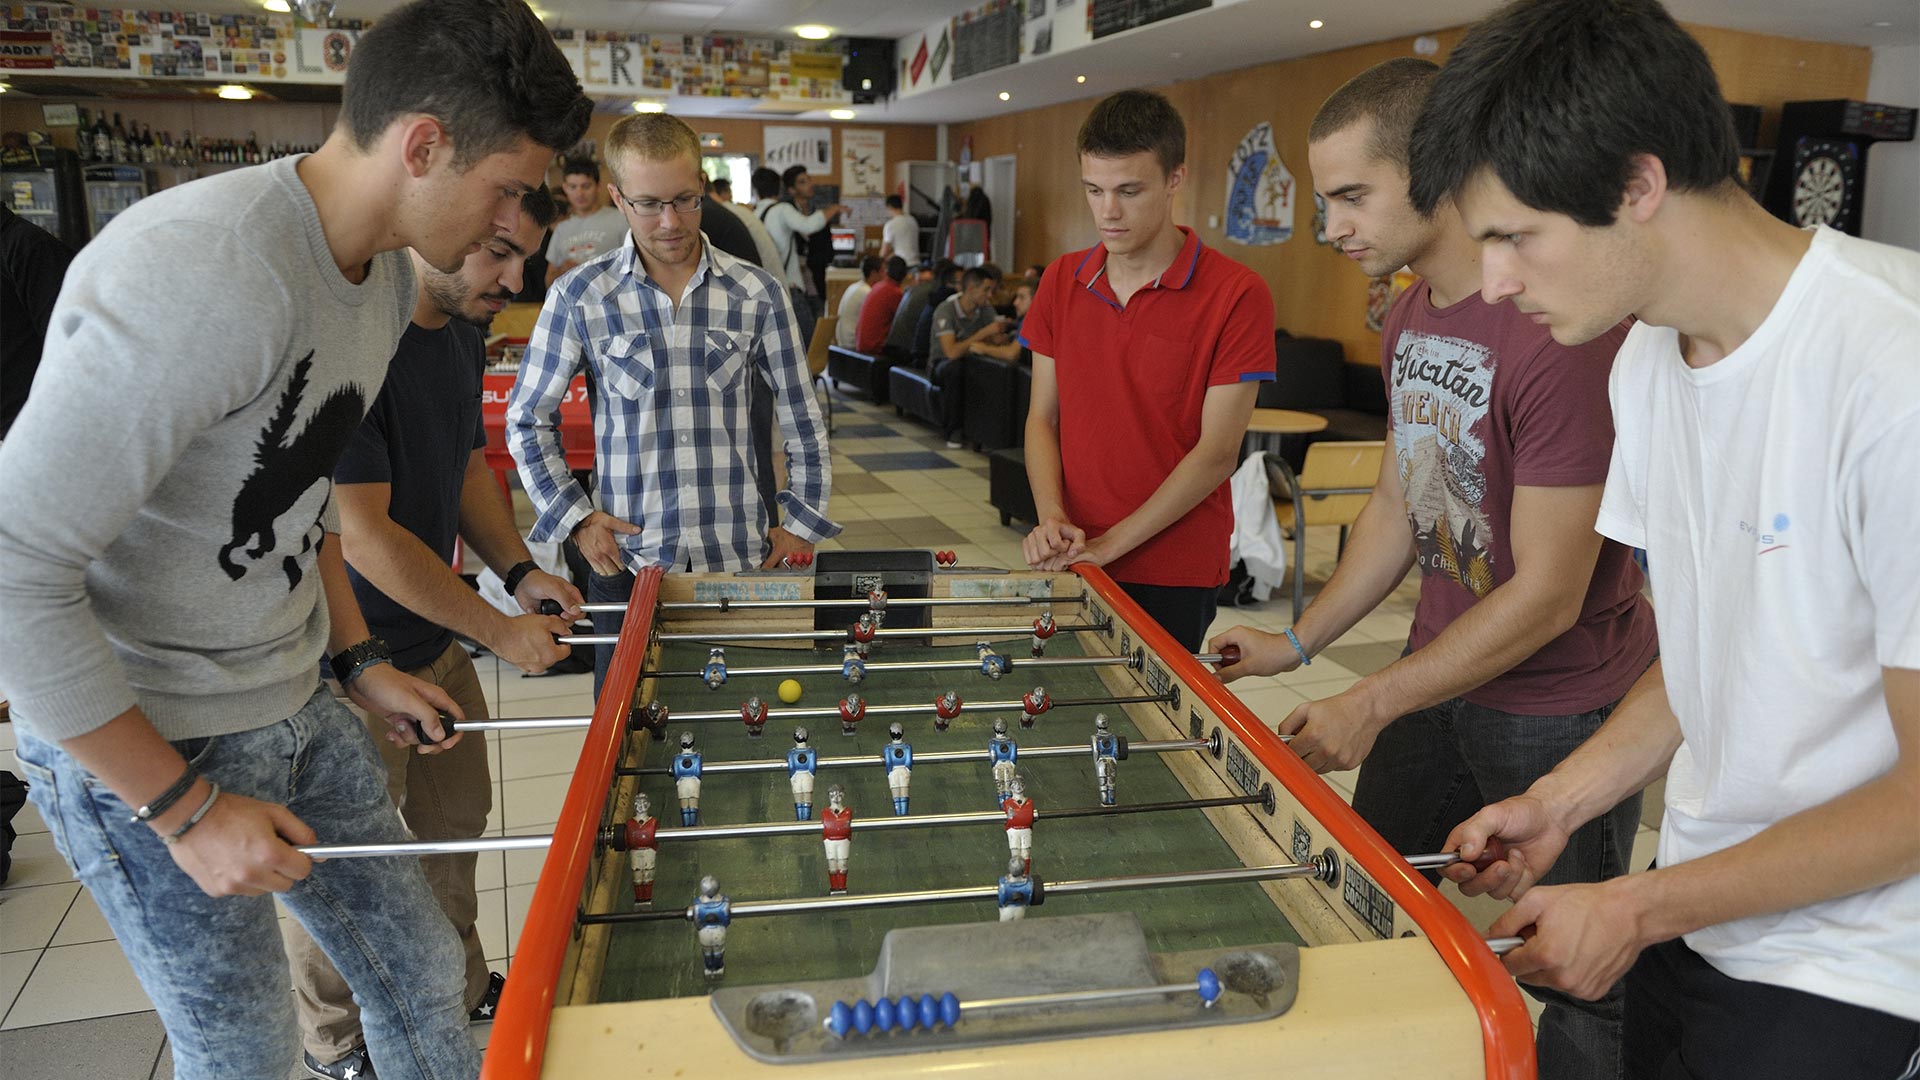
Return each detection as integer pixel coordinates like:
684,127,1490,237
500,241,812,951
295,794,1267,861
611,594,1087,614
623,652,1234,680
652,622,1106,644
616,737,1214,777
649,691,1171,727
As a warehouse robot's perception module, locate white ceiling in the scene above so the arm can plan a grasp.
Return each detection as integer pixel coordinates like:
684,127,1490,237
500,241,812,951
16,0,1918,123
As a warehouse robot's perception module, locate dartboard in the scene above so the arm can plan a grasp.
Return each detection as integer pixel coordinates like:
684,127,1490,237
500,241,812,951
1789,138,1858,228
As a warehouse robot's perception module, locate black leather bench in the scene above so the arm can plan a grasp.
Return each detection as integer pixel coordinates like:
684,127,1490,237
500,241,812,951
826,345,898,405
1262,332,1388,470
988,447,1037,527
961,357,1030,452
888,363,945,432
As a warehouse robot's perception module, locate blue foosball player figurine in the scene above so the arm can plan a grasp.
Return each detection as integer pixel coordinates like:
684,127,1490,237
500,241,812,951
842,642,867,684
997,857,1034,922
1092,714,1122,806
882,723,913,814
694,875,731,977
788,727,817,819
987,717,1019,803
702,646,728,689
977,641,1010,680
671,731,703,825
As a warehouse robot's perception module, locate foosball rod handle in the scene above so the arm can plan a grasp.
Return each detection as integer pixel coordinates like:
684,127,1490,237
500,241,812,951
824,969,1222,1039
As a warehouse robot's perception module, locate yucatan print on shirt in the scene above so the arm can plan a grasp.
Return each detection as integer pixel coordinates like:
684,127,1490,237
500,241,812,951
1391,331,1496,597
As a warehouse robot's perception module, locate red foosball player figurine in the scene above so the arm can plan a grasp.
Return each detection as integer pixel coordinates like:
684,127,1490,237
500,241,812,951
640,700,669,735
740,695,769,739
1020,686,1051,729
838,692,866,736
1003,776,1035,873
821,784,853,895
626,793,659,907
851,612,877,658
1031,612,1057,656
867,588,887,631
934,690,962,731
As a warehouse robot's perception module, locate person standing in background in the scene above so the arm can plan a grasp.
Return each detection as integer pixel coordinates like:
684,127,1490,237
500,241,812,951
545,155,629,286
880,193,920,267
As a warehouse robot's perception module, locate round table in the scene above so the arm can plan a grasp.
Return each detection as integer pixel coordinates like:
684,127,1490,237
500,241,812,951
1246,408,1330,435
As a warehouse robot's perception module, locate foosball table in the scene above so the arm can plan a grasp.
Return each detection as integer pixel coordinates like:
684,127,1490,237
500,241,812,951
418,554,1533,1078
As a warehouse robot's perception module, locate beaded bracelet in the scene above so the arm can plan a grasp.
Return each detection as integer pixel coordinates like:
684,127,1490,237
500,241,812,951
161,782,221,846
129,764,200,824
1283,627,1313,667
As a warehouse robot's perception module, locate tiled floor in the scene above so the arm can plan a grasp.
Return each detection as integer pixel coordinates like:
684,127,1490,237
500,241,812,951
0,388,1661,1075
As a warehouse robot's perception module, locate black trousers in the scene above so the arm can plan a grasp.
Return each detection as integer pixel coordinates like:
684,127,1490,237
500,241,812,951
1116,580,1216,654
1625,935,1919,1080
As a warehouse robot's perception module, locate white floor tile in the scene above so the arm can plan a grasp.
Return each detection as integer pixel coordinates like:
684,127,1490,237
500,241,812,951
503,884,538,958
47,885,115,948
477,888,509,964
0,950,35,1022
1,939,153,1028
503,845,547,889
499,774,573,830
496,731,590,782
0,882,79,954
473,851,505,895
0,832,73,891
6,800,47,838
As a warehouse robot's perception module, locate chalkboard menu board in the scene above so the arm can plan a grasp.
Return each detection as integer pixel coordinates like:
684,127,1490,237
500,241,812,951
1089,0,1212,40
952,1,1022,80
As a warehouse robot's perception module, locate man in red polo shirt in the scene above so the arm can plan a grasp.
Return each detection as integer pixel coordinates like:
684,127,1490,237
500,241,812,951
856,256,908,355
1020,89,1275,650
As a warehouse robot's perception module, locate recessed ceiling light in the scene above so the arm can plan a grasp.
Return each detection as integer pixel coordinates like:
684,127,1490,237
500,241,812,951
1075,74,1086,83
794,25,832,41
263,0,291,11
829,108,855,120
217,84,254,100
998,91,1011,101
1309,19,1324,29
0,83,9,94
1869,19,1893,26
633,100,665,113
1170,51,1183,59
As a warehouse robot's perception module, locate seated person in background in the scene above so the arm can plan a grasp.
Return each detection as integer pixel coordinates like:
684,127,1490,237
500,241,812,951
1024,264,1046,282
1008,278,1037,363
835,255,883,349
909,261,963,366
699,171,761,268
856,256,909,355
546,155,629,285
930,263,1022,447
712,177,734,204
888,259,947,359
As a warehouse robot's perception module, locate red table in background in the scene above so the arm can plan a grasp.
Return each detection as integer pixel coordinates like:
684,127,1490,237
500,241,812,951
482,371,595,500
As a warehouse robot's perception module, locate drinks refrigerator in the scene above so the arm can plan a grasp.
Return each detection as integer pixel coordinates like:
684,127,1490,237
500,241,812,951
83,163,149,238
1,146,89,249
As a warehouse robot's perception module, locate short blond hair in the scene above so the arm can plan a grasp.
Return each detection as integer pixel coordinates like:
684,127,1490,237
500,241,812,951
604,113,701,185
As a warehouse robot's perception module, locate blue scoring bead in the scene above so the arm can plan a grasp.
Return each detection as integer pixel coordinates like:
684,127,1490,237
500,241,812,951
918,994,939,1031
1196,968,1222,1007
852,999,875,1035
939,991,961,1029
893,996,917,1032
827,1001,852,1038
874,996,896,1032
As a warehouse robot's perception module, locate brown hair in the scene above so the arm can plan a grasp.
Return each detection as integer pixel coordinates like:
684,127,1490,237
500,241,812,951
1076,89,1185,175
603,113,701,185
1309,57,1440,171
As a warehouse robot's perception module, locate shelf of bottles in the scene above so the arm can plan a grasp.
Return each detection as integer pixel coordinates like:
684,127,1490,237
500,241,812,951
72,107,316,170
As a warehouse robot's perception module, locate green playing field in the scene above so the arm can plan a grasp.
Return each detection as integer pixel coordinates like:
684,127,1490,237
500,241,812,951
594,633,1306,1002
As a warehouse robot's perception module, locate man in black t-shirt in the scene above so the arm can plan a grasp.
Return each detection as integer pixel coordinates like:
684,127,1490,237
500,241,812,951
285,189,587,1079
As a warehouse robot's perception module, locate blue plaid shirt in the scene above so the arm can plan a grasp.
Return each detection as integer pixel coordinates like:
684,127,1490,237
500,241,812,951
507,234,838,572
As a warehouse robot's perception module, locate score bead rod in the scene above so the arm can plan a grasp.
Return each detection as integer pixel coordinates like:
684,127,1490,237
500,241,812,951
656,692,1171,726
618,737,1212,777
633,594,1085,613
566,653,1151,675
654,622,1106,644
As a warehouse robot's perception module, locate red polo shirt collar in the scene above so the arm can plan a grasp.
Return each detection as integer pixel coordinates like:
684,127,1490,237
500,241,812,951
1072,225,1204,308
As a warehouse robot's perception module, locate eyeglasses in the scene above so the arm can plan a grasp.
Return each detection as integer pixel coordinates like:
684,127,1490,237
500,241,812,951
615,189,703,218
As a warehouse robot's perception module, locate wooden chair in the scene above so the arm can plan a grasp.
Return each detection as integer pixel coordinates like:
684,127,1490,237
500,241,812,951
1266,440,1384,621
804,315,837,434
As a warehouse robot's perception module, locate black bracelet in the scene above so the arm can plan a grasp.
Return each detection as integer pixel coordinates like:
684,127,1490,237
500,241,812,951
502,559,540,597
161,782,221,846
130,763,200,824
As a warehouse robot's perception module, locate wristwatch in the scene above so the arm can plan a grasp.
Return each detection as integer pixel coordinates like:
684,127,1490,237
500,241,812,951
329,637,392,686
503,559,540,597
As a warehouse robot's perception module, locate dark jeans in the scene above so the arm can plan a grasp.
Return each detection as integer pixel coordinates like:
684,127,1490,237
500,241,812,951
589,568,638,701
1626,935,1920,1079
749,369,778,522
1352,694,1641,1080
932,356,966,439
1117,580,1217,654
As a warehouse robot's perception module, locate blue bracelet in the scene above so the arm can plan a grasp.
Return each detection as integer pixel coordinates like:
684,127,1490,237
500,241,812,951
1283,627,1312,666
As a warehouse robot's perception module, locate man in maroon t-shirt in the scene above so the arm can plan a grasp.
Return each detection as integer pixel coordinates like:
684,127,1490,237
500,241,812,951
855,256,907,355
1211,60,1657,1080
1020,89,1274,650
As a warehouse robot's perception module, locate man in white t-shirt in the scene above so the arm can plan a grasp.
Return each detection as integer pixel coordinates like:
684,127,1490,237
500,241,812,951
1408,2,1920,1077
545,156,629,286
751,166,845,346
835,255,881,349
880,194,919,267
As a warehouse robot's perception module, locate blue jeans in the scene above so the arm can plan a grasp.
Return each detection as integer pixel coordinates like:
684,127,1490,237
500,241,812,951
589,567,638,701
14,686,479,1080
1351,693,1643,1080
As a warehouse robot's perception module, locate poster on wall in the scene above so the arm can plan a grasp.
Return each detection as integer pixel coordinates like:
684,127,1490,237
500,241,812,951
764,125,834,177
840,128,886,196
1223,121,1294,246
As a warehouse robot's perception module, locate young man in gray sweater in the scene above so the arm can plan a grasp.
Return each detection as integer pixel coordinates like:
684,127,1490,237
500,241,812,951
0,2,589,1077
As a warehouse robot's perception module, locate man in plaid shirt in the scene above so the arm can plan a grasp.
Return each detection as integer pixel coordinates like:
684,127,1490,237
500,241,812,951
508,113,838,692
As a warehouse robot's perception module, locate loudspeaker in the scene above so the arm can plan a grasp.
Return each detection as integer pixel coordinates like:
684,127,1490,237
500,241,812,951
841,37,895,97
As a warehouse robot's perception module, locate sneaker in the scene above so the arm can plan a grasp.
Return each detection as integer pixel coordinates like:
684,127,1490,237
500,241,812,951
469,970,505,1023
304,1045,376,1080
945,437,964,449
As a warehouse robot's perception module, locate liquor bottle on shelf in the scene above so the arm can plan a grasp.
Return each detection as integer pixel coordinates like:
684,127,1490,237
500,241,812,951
245,132,260,164
92,112,112,163
110,113,128,164
75,108,94,163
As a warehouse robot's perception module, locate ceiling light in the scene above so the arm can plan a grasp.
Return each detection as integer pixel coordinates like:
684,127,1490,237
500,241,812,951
829,108,855,120
633,100,665,113
263,0,290,11
0,83,9,94
217,84,254,100
1870,19,1893,26
794,25,832,41
998,91,1011,101
1075,75,1086,83
1309,19,1324,29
